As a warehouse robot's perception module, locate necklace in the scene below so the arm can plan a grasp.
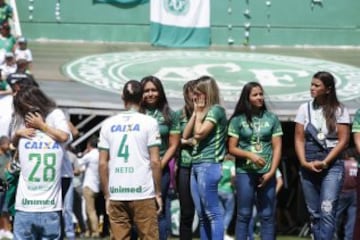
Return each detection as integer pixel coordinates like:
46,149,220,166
253,117,262,152
314,109,325,141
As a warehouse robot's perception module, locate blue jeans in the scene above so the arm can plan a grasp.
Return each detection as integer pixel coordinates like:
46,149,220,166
159,166,170,240
300,159,344,240
235,173,276,240
191,162,224,240
63,180,75,240
14,210,61,239
335,190,356,240
218,191,235,231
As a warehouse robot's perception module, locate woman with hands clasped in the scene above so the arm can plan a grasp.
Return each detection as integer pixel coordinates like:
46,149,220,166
227,82,283,240
183,76,227,240
294,71,350,240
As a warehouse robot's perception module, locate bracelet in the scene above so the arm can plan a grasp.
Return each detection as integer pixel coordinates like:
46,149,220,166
41,124,48,132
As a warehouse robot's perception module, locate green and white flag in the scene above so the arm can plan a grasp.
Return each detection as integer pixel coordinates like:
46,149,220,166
150,0,210,48
94,0,148,4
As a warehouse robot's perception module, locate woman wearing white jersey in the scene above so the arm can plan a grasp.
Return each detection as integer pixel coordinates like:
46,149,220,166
11,86,71,239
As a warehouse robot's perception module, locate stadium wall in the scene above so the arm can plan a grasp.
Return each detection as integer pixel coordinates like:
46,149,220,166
16,0,360,46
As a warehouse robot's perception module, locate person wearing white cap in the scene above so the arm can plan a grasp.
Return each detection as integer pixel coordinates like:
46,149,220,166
0,52,16,81
14,37,32,71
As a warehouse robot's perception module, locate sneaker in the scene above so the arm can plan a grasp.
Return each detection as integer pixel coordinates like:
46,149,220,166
224,234,234,240
2,230,13,239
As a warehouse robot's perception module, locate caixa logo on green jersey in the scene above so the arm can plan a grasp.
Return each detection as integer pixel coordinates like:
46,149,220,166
63,51,360,103
164,0,189,15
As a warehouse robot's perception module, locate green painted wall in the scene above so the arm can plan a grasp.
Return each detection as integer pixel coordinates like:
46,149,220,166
16,0,360,46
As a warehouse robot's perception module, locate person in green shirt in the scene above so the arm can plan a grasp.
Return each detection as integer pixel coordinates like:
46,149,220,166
176,79,197,240
218,154,235,240
183,76,226,240
141,76,181,240
228,81,283,240
0,0,12,26
0,135,12,239
351,109,360,239
0,22,16,53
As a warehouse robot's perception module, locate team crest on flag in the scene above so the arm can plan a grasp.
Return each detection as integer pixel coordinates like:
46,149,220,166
150,0,210,47
164,0,189,16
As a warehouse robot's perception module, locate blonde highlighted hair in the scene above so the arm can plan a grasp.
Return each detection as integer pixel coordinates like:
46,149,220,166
194,76,220,109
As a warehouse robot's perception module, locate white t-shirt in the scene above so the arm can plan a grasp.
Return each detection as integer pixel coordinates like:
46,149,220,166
15,108,72,212
294,101,350,148
78,148,100,193
98,110,161,201
61,110,74,178
14,48,33,62
0,95,12,136
0,62,17,80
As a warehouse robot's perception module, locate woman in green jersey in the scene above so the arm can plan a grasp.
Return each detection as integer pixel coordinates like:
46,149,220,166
177,80,197,240
141,76,180,240
183,76,227,240
228,81,283,240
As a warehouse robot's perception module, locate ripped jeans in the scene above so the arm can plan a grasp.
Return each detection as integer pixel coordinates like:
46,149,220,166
299,159,344,240
191,162,224,240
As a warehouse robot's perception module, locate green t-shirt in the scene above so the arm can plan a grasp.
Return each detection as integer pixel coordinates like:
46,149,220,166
145,108,180,157
0,35,16,52
177,109,192,168
0,4,12,25
352,109,360,167
228,111,283,173
192,105,227,164
0,152,10,180
218,160,235,193
0,80,8,90
352,109,360,133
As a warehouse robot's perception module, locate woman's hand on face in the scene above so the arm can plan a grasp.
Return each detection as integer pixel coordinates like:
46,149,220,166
16,127,36,139
193,95,206,112
25,112,44,129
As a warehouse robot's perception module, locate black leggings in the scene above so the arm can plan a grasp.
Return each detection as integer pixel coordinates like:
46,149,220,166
177,167,195,240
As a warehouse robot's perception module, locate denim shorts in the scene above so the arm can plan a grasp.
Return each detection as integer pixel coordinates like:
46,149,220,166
14,210,61,239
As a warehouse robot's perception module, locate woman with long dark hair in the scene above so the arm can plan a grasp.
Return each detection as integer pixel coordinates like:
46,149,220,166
294,71,350,239
228,81,283,240
141,76,180,240
11,86,71,239
177,80,197,239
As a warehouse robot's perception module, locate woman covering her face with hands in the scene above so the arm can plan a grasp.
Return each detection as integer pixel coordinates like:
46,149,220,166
227,82,282,240
183,76,226,240
11,86,71,240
